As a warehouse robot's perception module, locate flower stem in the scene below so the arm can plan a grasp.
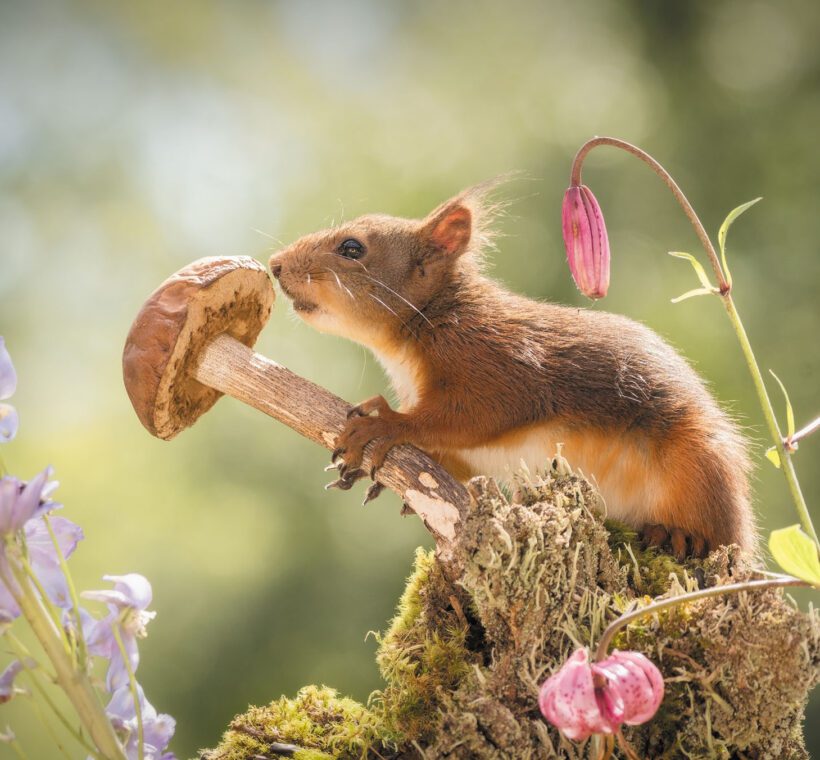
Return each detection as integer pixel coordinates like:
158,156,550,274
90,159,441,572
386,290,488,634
113,623,144,760
787,414,820,450
720,297,817,544
43,514,89,667
27,693,74,760
17,551,71,655
570,136,729,293
4,632,100,757
9,563,126,759
7,738,29,760
594,575,807,661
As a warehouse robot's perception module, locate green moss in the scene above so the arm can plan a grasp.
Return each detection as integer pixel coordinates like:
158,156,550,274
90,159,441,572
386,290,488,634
373,547,475,741
199,685,391,760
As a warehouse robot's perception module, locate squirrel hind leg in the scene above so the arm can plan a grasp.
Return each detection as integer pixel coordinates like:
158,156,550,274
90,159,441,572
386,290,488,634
647,430,756,557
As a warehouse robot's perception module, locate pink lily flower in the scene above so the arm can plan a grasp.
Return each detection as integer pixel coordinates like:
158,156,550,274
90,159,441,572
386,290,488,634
539,647,664,741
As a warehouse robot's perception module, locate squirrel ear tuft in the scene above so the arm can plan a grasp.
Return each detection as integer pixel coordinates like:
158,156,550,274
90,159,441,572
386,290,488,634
425,203,472,257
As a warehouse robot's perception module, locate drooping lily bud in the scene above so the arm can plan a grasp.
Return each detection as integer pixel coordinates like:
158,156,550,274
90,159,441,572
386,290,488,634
561,185,610,299
538,647,664,741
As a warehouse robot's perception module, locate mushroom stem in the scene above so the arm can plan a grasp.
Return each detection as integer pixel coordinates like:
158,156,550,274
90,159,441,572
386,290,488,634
194,333,470,563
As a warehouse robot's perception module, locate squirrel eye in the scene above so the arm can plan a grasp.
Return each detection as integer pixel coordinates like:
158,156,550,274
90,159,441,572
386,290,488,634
338,238,365,259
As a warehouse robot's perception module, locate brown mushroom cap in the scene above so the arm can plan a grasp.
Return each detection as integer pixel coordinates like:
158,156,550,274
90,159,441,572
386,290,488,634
123,256,274,440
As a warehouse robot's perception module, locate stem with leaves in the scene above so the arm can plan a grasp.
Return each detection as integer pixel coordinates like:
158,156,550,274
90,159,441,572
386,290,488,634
571,136,818,549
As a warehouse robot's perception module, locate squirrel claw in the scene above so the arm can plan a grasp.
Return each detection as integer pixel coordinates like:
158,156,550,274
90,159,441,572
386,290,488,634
641,523,709,560
347,403,372,419
331,447,345,463
324,478,350,491
325,468,367,491
670,528,688,561
690,534,708,559
362,482,385,506
641,523,669,549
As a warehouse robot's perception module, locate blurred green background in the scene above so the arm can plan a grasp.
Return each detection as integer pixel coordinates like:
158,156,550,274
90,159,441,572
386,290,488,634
1,0,818,757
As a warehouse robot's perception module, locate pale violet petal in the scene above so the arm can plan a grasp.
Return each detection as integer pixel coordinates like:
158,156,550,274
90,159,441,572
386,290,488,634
0,477,21,534
26,516,83,563
0,405,18,443
11,468,51,530
0,660,26,702
0,576,20,620
104,574,153,610
85,613,118,659
106,632,140,691
106,683,146,722
0,339,16,401
143,712,176,755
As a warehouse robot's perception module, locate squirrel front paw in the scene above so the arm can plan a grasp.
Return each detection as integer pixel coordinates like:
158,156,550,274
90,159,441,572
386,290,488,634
330,395,407,481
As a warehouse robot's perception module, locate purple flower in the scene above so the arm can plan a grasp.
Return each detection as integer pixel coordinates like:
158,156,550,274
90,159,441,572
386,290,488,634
107,683,176,760
538,647,664,741
0,338,19,443
0,467,60,536
0,472,80,619
26,516,84,607
83,574,156,691
0,659,28,703
561,185,611,300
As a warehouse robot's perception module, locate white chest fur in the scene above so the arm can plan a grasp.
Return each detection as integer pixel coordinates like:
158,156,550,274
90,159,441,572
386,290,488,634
372,347,420,410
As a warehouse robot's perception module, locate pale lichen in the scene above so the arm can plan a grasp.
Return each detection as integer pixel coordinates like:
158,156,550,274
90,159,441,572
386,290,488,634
200,458,820,760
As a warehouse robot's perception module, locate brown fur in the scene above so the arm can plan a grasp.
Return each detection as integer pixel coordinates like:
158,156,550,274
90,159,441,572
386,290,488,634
269,184,756,555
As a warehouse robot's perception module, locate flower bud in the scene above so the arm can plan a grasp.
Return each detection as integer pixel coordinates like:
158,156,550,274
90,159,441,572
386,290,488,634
539,647,664,741
561,185,610,299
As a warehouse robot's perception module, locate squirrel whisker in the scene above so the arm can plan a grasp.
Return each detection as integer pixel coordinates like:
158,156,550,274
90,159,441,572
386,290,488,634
325,268,355,301
367,292,418,339
350,267,434,329
252,228,286,246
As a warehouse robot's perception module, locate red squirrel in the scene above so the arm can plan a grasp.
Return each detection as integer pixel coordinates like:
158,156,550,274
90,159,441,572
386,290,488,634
268,183,755,558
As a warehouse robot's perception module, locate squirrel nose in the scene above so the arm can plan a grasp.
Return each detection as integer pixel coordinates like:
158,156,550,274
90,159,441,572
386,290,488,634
270,263,283,279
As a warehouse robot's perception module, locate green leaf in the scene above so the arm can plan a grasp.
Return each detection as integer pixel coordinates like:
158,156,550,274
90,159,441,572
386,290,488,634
668,251,714,290
670,287,716,304
717,197,762,288
769,369,796,438
769,525,820,586
765,446,781,468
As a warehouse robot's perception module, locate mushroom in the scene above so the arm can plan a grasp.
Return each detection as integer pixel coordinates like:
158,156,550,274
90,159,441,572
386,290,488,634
123,256,469,563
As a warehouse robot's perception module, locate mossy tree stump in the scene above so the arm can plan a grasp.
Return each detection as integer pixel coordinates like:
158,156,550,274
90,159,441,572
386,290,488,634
201,459,819,760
